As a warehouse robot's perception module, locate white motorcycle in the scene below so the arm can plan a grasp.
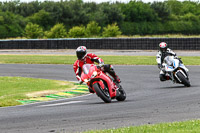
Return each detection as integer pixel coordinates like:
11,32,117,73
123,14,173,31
162,56,191,87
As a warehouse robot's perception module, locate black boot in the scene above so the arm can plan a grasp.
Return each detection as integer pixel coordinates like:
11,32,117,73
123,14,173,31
114,74,121,83
104,64,121,83
108,70,121,83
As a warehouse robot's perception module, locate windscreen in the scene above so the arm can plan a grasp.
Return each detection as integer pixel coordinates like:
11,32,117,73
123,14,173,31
164,56,174,66
82,64,91,74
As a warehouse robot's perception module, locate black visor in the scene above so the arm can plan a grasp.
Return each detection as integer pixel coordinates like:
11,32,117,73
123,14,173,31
160,47,167,52
76,51,86,60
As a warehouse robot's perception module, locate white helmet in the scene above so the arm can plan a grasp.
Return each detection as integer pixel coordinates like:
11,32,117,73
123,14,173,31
159,42,168,52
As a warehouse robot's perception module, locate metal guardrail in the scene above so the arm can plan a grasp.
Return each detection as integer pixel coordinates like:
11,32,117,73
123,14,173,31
0,38,199,50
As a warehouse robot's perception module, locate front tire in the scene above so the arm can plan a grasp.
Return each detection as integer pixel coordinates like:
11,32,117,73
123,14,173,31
176,71,191,87
93,83,111,103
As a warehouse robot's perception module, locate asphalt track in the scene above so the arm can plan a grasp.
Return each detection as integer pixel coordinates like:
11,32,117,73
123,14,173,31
0,64,199,133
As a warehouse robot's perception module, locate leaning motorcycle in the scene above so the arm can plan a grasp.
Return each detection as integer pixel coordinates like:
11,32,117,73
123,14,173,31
162,56,191,87
81,64,126,103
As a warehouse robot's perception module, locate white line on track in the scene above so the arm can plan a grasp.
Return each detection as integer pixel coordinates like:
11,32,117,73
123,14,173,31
38,101,84,107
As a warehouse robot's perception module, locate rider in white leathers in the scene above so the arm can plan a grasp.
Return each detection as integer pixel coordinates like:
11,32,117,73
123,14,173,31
156,42,178,81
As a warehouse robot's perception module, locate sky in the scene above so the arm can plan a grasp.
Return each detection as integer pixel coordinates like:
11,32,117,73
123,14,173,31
0,0,196,3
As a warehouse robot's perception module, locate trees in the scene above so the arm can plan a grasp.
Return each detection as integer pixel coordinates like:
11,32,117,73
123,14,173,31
0,1,41,17
0,0,200,38
151,2,171,21
0,11,25,38
120,1,158,22
27,9,53,30
63,0,90,27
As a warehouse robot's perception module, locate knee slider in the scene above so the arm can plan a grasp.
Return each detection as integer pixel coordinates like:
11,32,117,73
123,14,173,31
159,74,166,81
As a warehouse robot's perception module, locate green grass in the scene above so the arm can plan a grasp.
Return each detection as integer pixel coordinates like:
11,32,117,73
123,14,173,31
0,76,75,107
118,34,200,38
84,120,200,133
0,55,200,65
0,55,77,64
5,34,200,40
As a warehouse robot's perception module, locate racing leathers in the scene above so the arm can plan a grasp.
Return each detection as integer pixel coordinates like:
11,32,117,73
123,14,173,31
156,48,177,81
73,53,121,85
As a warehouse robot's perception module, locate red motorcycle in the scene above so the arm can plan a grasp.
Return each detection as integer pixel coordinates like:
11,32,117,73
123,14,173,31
81,64,126,103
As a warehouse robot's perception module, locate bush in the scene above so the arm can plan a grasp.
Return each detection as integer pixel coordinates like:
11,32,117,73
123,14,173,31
24,22,44,39
85,21,101,37
45,23,67,38
102,23,122,37
68,26,86,38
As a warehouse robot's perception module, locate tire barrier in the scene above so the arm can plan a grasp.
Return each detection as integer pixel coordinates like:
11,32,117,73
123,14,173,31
0,38,199,50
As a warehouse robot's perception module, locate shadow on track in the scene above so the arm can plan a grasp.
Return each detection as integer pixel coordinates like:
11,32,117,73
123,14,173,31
156,84,198,89
84,100,132,105
156,85,189,89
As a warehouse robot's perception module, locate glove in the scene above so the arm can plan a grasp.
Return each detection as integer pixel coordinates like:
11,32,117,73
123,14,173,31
178,58,183,63
158,64,162,69
97,63,104,69
160,64,166,72
99,62,104,67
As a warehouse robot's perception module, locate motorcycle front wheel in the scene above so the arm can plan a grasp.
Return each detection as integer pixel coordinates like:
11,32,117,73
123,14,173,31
176,71,191,87
93,83,112,103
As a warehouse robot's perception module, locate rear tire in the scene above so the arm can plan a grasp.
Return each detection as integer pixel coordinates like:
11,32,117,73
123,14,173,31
93,83,111,103
176,72,191,87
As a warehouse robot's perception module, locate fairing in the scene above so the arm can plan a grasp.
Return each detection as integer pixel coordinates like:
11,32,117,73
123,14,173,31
163,56,189,83
81,64,117,98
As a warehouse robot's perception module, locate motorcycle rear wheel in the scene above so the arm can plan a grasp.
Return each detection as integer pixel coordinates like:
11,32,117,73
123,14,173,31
116,85,126,101
93,83,112,103
176,71,191,87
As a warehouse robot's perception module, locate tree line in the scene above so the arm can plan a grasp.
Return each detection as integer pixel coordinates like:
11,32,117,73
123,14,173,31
0,0,200,39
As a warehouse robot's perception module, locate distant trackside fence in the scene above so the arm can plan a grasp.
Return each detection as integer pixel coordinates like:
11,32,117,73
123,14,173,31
0,38,199,50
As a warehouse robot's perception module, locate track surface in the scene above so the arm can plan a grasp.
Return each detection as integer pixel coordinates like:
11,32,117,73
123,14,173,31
0,64,199,133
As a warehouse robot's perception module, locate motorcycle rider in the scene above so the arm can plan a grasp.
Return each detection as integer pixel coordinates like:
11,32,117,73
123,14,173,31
73,46,121,92
156,42,179,81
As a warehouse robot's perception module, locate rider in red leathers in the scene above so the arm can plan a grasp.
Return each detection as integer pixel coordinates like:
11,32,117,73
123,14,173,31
73,46,121,92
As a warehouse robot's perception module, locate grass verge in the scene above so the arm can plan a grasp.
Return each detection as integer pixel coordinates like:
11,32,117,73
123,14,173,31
0,76,75,107
0,55,199,65
118,34,200,38
84,120,200,133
